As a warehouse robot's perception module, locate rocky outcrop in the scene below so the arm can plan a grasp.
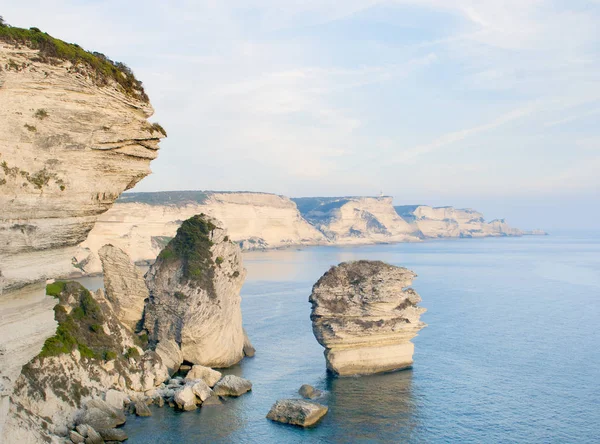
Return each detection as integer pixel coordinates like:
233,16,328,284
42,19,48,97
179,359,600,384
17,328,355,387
0,36,164,292
144,215,247,368
0,26,164,438
266,399,328,427
310,261,426,376
294,196,421,244
3,282,169,442
78,191,328,273
98,244,148,330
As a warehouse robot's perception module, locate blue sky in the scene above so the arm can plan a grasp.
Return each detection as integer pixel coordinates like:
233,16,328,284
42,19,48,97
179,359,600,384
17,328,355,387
3,1,599,229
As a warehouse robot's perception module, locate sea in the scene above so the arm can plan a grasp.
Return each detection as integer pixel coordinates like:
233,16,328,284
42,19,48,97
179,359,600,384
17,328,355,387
122,232,600,443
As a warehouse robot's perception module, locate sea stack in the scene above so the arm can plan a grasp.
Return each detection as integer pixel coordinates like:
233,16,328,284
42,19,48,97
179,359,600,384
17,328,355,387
309,260,426,376
144,214,247,368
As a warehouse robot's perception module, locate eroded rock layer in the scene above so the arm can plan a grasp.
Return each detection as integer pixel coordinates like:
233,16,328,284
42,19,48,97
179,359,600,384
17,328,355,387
144,215,247,368
310,260,426,376
0,42,164,292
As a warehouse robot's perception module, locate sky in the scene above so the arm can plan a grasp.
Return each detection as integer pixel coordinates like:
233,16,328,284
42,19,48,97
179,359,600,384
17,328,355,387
3,1,600,230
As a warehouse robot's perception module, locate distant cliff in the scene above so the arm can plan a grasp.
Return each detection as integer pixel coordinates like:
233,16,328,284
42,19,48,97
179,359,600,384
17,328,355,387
78,192,543,273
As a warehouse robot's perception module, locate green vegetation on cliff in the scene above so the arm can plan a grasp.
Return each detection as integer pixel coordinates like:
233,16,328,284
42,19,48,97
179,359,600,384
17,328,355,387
40,281,119,360
158,214,218,296
0,19,148,101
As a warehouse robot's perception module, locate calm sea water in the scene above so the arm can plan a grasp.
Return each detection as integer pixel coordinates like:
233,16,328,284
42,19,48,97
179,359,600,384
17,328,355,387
124,233,600,443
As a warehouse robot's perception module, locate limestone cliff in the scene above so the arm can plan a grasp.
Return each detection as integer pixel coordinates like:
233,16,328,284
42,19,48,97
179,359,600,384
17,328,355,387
294,196,421,243
0,29,164,292
310,261,426,376
78,191,328,273
144,214,247,368
395,205,534,238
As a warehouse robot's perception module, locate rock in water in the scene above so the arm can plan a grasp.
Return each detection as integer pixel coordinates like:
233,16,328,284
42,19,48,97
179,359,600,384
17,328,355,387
242,328,256,357
98,244,148,330
298,384,322,400
145,215,248,368
266,399,328,427
185,365,222,387
79,399,126,430
174,386,197,411
310,260,426,376
98,428,128,442
212,375,252,397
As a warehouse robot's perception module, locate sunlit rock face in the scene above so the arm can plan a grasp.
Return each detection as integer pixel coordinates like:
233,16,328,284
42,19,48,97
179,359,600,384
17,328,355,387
144,215,247,368
310,260,426,376
0,42,164,292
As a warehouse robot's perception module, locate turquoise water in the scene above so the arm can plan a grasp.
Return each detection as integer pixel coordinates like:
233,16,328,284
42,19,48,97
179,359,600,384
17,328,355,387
125,234,600,443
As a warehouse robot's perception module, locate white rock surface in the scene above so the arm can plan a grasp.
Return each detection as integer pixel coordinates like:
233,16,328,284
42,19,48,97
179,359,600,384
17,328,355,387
144,217,247,368
212,375,252,397
310,260,426,376
190,380,213,402
174,385,196,411
155,339,183,377
98,245,148,330
78,191,328,273
266,399,328,427
184,365,222,387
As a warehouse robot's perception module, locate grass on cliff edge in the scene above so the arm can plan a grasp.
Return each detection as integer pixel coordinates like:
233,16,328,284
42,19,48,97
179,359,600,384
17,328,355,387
40,281,119,360
0,20,148,102
158,214,218,297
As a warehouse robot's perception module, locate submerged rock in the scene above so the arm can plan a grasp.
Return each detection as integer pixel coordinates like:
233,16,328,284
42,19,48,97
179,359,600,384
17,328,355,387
145,215,248,368
298,384,322,400
266,399,328,427
212,375,252,397
310,260,426,376
185,365,222,387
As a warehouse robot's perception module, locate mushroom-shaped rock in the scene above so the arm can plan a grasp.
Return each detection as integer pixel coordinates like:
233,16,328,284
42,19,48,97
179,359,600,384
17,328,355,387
184,364,222,387
310,260,426,376
266,399,328,427
212,375,252,397
144,215,247,368
174,385,197,411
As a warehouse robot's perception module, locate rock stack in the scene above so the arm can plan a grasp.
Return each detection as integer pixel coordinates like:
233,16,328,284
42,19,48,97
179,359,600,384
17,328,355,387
310,260,426,376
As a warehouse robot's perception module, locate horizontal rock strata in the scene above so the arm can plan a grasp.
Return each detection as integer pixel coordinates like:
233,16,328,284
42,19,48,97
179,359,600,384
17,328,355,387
266,399,328,427
310,260,426,376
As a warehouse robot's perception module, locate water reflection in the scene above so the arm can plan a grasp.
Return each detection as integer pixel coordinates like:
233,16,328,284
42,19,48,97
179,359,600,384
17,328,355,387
325,370,418,443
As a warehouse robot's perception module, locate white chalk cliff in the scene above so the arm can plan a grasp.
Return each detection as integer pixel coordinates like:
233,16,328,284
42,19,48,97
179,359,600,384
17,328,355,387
0,29,163,440
310,260,426,376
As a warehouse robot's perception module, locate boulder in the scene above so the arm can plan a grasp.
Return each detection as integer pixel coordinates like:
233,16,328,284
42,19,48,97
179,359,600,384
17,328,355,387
298,384,322,400
134,401,152,417
75,424,90,437
84,427,103,444
155,339,183,377
201,394,222,406
99,244,149,330
104,389,130,410
98,428,128,442
266,399,328,427
212,375,252,397
191,380,213,402
310,261,426,376
184,365,222,387
69,430,85,443
79,399,126,430
174,386,197,411
144,216,247,367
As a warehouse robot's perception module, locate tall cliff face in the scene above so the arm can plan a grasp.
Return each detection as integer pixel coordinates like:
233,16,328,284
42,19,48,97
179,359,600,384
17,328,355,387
0,40,164,292
77,191,328,273
0,28,164,440
144,215,248,368
395,205,527,238
294,196,421,243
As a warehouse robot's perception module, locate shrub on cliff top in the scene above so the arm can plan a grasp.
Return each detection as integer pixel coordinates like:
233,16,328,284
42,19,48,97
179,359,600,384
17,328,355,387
0,21,148,102
158,214,218,297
